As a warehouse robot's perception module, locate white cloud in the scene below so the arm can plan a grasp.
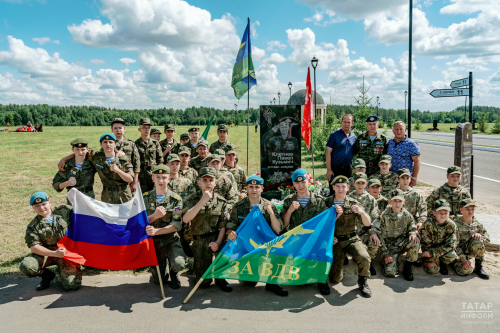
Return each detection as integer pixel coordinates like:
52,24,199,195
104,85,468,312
119,58,137,66
301,0,406,20
489,67,500,82
267,40,287,51
32,37,60,45
304,9,346,26
263,53,287,64
328,57,388,84
252,46,266,61
90,58,105,65
381,57,395,67
250,20,260,38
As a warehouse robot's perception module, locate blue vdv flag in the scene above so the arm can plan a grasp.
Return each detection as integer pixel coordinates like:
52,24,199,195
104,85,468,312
231,17,257,99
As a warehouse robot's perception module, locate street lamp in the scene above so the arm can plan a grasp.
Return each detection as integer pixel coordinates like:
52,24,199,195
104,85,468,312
270,100,272,104
234,103,238,126
278,92,281,105
273,98,276,105
311,56,318,181
404,90,407,123
376,96,379,116
288,82,292,100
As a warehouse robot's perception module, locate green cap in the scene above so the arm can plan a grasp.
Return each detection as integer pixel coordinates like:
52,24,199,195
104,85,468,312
111,118,125,126
167,154,180,163
188,127,199,132
390,189,405,201
70,137,88,148
353,159,366,169
353,172,368,183
207,155,222,163
214,149,226,157
226,149,237,155
217,124,229,132
397,168,412,178
150,128,161,135
178,146,191,155
367,178,381,187
199,167,217,178
197,140,209,147
152,165,170,174
461,198,476,208
164,124,175,131
433,199,451,212
180,133,189,140
139,118,151,125
379,155,392,163
447,166,461,175
331,175,349,185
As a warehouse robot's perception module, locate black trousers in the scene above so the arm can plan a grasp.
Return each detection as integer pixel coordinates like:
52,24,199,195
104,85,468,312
328,164,352,197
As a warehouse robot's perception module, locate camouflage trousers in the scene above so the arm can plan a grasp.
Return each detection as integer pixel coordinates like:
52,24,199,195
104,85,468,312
192,233,221,288
101,187,132,204
178,227,193,258
423,250,458,274
380,236,420,277
453,238,486,276
359,232,380,260
138,172,154,193
329,236,371,283
150,238,186,284
19,253,82,291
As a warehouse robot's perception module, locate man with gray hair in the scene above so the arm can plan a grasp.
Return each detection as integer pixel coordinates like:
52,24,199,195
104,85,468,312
387,121,421,187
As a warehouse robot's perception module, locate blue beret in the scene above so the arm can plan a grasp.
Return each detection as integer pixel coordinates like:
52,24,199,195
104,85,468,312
292,168,308,182
30,192,50,205
246,175,264,185
365,115,380,122
100,133,117,142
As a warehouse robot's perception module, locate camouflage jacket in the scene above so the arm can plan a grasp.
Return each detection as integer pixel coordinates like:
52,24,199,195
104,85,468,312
52,157,96,196
143,190,183,246
135,137,163,175
353,131,389,176
168,176,196,200
389,187,427,224
159,138,181,159
371,171,399,197
421,216,457,257
25,205,72,249
183,141,199,158
347,176,356,194
426,183,471,217
453,216,490,260
209,140,236,154
189,154,211,173
228,197,282,233
377,207,417,239
87,149,134,187
179,166,198,183
282,192,327,231
214,173,239,207
375,195,389,212
225,164,247,192
116,137,141,173
325,196,363,237
181,191,229,236
348,191,380,236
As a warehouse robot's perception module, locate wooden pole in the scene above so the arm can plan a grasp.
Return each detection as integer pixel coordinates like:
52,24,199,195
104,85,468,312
183,278,204,304
156,266,166,299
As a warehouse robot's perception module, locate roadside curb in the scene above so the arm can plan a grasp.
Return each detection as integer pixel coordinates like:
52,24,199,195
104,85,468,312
413,139,500,153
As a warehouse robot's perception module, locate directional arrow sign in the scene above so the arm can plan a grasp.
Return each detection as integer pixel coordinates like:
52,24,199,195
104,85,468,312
430,88,469,98
450,77,469,88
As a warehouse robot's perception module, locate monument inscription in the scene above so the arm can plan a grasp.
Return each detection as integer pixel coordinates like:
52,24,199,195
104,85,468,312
454,122,473,196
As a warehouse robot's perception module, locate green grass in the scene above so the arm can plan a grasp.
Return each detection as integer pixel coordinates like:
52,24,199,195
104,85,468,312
414,137,500,148
413,122,497,134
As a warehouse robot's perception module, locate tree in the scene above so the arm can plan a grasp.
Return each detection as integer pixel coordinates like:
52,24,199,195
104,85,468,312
479,113,488,133
415,118,422,131
491,119,500,134
352,76,374,134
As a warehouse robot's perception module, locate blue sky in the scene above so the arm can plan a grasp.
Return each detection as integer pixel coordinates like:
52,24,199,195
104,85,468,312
0,0,499,111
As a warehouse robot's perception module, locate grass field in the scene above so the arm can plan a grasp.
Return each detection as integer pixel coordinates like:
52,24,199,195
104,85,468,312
413,122,497,134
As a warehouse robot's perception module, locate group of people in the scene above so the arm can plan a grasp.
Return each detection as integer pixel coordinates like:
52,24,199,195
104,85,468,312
21,115,491,301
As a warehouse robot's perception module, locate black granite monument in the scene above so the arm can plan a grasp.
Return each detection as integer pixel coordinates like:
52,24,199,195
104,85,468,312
454,122,473,197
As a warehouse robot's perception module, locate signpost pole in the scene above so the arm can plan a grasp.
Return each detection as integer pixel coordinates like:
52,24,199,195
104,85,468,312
469,71,473,124
469,71,473,198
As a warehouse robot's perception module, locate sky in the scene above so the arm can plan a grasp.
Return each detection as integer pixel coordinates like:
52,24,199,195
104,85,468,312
0,0,499,112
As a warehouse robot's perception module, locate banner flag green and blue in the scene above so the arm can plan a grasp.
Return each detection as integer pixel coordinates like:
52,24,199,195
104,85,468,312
202,206,336,285
201,115,215,140
231,18,257,100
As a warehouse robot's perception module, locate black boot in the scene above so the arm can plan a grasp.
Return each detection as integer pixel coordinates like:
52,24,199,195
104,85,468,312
474,259,489,280
403,261,414,281
265,283,289,297
215,279,232,292
344,255,349,266
169,270,181,289
244,281,258,287
35,269,55,291
412,258,422,267
369,262,377,276
317,282,330,295
357,276,371,298
439,262,448,275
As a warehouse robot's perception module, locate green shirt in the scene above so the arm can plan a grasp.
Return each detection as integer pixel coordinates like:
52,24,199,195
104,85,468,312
25,205,72,249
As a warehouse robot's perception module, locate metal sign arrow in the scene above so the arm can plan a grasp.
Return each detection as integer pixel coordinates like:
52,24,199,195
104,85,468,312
450,77,469,88
430,88,469,98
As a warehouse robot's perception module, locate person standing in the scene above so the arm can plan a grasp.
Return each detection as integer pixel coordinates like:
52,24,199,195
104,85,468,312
209,124,236,155
111,118,141,192
135,118,164,193
160,124,181,159
184,127,201,158
353,115,389,176
387,121,421,187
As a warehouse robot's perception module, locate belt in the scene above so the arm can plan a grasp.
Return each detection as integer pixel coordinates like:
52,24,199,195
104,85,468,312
193,231,218,241
103,184,129,192
75,185,94,193
335,232,357,242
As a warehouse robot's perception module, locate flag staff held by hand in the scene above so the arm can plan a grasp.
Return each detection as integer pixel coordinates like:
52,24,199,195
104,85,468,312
156,266,166,299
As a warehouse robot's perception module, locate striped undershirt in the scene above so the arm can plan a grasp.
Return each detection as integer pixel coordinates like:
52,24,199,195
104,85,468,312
156,195,165,202
297,197,310,207
334,200,345,206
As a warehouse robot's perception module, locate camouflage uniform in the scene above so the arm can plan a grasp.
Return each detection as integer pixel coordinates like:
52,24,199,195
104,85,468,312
179,166,198,183
421,216,458,274
376,207,420,277
426,184,471,217
19,205,82,291
116,137,141,174
452,216,490,276
371,171,399,197
52,157,96,202
143,190,186,283
282,192,327,232
225,164,247,192
347,176,356,194
87,149,134,204
353,131,389,176
183,141,199,158
375,195,389,212
209,140,236,155
348,191,380,259
135,138,163,193
389,187,427,225
213,173,239,209
190,155,211,173
168,176,196,200
325,196,371,283
228,197,282,232
181,191,229,287
159,138,181,159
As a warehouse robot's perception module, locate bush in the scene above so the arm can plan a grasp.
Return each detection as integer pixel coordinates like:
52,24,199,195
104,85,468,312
479,113,488,133
490,118,500,134
414,118,422,130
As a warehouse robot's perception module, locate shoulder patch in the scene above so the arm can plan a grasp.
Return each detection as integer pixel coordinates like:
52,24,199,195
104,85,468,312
119,156,128,162
173,195,181,200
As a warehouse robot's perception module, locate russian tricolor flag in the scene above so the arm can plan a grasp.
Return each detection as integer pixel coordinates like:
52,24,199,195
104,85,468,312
58,188,158,270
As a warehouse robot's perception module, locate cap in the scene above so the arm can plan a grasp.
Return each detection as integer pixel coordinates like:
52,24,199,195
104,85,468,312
397,168,412,178
197,140,209,147
353,172,368,183
226,149,237,155
139,118,151,125
217,124,229,132
152,165,170,174
178,146,191,155
111,118,125,126
367,178,382,187
331,175,349,185
214,149,226,157
199,167,217,178
70,137,88,148
150,128,161,135
365,115,380,122
164,124,175,131
207,155,222,163
246,175,264,185
167,154,181,163
433,199,451,212
379,155,392,163
390,189,405,201
447,166,462,175
461,198,476,208
100,133,117,142
188,127,199,132
180,133,190,140
353,159,366,169
292,168,308,182
30,192,50,206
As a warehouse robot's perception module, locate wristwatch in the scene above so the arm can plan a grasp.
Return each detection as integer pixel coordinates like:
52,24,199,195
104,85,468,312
411,176,417,180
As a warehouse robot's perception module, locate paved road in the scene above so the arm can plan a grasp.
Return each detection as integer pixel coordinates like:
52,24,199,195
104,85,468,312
384,131,500,148
1,272,498,332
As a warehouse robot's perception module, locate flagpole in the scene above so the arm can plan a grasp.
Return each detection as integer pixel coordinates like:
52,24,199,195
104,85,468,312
183,278,204,304
246,17,250,175
156,266,166,299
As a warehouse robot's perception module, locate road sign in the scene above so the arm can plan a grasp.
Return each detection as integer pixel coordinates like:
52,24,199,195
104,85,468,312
429,88,469,98
450,77,469,88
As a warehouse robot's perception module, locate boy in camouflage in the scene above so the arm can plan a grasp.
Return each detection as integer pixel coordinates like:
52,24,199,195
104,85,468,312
371,155,399,197
160,124,180,159
19,192,82,292
189,140,211,172
206,156,239,208
166,154,196,199
144,165,186,289
366,178,389,212
421,199,458,275
426,166,471,218
111,118,140,192
150,127,162,141
178,146,198,183
179,133,190,145
212,148,238,186
348,159,367,194
452,199,490,279
370,190,420,280
183,127,201,157
224,149,248,199
135,118,164,193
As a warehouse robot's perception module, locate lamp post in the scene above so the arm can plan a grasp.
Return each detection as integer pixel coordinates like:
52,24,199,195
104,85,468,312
408,0,413,138
278,92,281,105
376,96,379,116
288,82,292,101
311,56,318,182
404,90,407,123
273,98,276,105
270,100,272,105
234,103,238,126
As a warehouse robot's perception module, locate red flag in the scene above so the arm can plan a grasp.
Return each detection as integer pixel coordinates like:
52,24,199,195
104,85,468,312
302,67,312,148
